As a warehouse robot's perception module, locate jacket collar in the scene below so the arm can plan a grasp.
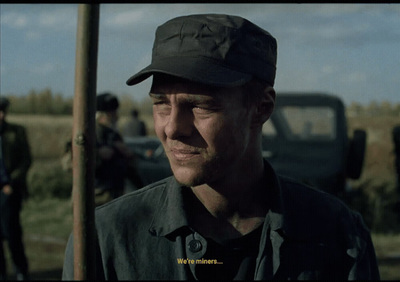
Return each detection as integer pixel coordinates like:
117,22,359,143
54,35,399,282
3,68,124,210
148,177,191,237
149,160,286,238
262,160,284,232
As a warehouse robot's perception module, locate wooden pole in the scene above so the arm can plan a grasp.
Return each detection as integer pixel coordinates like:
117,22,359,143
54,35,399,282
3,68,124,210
72,4,99,280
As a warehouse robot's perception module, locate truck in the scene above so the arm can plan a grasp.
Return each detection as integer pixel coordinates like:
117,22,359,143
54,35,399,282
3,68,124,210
261,92,366,197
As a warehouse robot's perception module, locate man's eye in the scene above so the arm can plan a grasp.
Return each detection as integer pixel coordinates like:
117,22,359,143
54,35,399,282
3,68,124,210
193,106,207,112
192,106,216,115
152,101,166,106
153,103,171,114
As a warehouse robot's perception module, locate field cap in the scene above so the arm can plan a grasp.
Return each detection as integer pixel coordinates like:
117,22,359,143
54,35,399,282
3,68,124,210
126,14,277,87
97,93,119,112
0,97,10,111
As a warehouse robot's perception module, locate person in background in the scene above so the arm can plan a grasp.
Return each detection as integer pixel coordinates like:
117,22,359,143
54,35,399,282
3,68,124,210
63,14,379,280
0,97,31,281
94,93,143,205
120,108,147,138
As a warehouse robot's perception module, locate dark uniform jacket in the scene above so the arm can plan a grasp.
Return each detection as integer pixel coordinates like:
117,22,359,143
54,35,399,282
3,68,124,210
95,123,127,194
0,122,31,198
62,161,380,280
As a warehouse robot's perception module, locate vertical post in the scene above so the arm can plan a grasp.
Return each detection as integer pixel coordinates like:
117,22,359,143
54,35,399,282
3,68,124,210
72,4,99,280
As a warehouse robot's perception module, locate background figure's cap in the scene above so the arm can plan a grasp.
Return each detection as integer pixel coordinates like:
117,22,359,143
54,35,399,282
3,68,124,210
0,97,10,111
126,14,277,87
97,93,119,112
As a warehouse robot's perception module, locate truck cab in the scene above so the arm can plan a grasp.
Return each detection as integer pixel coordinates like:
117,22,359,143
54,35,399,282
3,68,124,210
262,92,366,197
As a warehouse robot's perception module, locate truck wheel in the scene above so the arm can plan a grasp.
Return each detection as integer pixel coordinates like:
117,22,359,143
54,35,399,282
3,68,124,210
346,129,367,179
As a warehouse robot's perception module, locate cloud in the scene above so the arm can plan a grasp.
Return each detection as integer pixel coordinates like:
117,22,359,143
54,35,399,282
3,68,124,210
104,9,146,27
31,62,56,75
36,6,77,30
98,4,400,49
26,31,41,40
1,12,28,28
343,71,367,84
38,13,71,28
321,65,337,74
0,64,6,75
1,4,77,41
252,4,400,48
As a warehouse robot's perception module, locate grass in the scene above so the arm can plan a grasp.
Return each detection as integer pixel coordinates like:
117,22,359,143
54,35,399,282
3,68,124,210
3,197,72,280
22,197,72,280
372,233,400,280
7,115,73,159
21,198,73,240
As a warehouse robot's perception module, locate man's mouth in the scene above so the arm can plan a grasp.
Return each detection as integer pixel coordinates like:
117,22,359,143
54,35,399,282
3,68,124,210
169,148,201,161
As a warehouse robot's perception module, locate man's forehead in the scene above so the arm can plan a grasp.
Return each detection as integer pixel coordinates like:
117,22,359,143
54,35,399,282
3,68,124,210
149,91,221,105
151,83,227,101
152,79,220,94
149,74,245,105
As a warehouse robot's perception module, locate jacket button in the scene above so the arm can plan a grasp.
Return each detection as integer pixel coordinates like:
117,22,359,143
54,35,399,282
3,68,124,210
188,240,202,252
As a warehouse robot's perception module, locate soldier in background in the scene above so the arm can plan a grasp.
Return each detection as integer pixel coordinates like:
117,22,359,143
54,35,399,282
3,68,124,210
95,93,143,205
0,97,31,280
120,108,147,138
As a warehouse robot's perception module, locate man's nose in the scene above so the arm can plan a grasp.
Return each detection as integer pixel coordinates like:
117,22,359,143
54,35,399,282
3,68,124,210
164,107,193,139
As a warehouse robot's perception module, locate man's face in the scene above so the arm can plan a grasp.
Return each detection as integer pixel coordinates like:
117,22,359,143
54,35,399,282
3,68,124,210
107,111,119,128
150,77,254,187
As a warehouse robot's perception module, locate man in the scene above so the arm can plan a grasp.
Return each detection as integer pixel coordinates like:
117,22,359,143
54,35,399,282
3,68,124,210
0,97,31,280
94,93,143,205
63,14,379,280
120,109,147,138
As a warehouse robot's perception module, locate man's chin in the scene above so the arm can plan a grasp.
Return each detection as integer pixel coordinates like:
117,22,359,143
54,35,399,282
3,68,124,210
174,175,205,188
172,167,206,187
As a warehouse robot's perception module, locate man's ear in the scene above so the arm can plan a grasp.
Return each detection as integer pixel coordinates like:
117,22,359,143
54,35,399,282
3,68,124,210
252,86,275,127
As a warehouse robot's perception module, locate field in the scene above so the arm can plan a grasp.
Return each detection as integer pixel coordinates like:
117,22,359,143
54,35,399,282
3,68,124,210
3,113,400,280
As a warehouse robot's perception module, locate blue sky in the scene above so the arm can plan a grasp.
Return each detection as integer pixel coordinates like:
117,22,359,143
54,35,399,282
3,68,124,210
1,3,399,105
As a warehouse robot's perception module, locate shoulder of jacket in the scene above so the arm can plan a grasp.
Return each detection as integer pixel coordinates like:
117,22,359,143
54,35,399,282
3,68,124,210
278,175,349,211
94,177,174,234
96,177,172,212
277,175,360,235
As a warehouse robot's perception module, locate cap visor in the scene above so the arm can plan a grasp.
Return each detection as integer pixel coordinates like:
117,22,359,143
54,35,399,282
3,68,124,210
126,56,252,87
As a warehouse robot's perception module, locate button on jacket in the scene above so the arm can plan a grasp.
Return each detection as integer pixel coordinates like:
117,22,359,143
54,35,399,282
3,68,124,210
62,161,380,280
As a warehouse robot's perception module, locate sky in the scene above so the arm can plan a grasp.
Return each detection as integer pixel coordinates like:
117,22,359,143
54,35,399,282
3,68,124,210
1,3,399,106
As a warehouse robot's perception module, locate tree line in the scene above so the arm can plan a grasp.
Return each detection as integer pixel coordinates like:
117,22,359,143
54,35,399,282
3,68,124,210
2,88,400,117
3,88,153,116
347,101,400,117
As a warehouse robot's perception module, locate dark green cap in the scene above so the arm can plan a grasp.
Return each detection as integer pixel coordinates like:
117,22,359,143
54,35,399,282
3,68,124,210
126,14,277,87
97,93,119,112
